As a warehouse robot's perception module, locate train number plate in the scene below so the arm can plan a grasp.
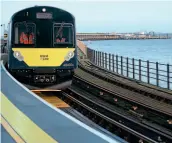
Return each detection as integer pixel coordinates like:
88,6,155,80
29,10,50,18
36,13,52,19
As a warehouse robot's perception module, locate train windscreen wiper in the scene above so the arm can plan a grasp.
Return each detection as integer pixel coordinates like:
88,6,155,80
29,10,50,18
22,21,29,34
56,22,65,38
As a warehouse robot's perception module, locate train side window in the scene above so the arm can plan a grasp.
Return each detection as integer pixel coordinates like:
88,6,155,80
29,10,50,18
53,23,74,47
14,22,36,45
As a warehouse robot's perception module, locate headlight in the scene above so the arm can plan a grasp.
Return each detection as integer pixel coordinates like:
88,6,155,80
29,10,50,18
68,51,74,59
13,51,20,58
64,51,74,61
64,55,70,61
13,51,24,61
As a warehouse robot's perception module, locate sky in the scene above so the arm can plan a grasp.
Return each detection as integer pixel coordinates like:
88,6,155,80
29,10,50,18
0,0,172,34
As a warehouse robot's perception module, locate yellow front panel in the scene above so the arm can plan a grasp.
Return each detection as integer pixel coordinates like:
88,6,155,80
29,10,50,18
12,48,75,67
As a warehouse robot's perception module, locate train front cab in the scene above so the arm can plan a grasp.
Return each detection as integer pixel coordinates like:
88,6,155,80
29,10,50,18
7,6,77,89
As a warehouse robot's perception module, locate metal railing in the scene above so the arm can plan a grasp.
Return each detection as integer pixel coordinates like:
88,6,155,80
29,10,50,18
87,48,172,90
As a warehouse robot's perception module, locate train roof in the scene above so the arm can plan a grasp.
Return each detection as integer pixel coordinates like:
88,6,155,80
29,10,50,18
10,5,75,20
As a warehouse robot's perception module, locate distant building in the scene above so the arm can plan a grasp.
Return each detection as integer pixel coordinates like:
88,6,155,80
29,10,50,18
1,38,7,45
139,32,145,35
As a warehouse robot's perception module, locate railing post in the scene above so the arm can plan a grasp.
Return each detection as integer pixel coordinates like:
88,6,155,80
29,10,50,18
102,52,104,68
116,55,118,74
121,56,123,75
99,52,100,66
94,50,96,63
132,58,135,79
109,54,111,70
93,50,95,63
97,51,99,65
100,52,102,67
99,51,101,66
96,51,98,65
98,51,100,66
139,59,141,81
167,64,170,89
156,62,159,86
112,54,115,72
127,57,129,77
147,60,150,84
100,52,101,67
97,51,99,66
105,53,107,69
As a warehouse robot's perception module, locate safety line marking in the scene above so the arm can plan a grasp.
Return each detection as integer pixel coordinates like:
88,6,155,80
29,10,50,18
1,114,26,143
0,92,58,143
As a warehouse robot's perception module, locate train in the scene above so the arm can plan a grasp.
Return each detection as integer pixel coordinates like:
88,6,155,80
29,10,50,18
6,5,78,90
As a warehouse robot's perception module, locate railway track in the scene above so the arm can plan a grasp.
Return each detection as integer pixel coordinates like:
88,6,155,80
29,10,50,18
32,90,127,142
73,65,172,130
61,88,172,143
29,57,172,142
79,59,172,105
31,88,172,142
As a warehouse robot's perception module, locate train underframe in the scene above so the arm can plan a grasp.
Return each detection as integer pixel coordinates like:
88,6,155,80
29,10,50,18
8,68,74,90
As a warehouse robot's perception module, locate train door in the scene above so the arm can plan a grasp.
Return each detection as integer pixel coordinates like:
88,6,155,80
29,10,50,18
36,20,52,48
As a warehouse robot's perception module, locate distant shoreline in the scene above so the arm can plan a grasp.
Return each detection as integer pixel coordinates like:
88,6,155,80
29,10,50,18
79,38,172,41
